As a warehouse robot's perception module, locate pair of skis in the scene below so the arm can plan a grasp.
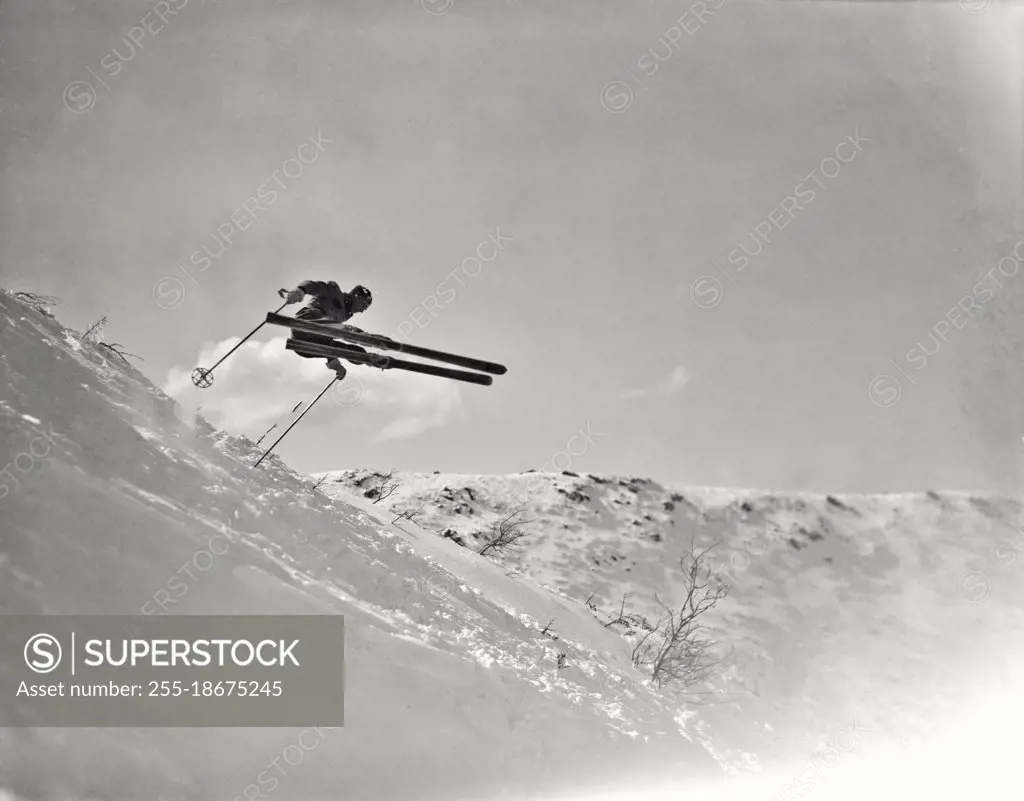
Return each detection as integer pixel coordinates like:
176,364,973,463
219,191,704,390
190,309,506,468
268,312,506,386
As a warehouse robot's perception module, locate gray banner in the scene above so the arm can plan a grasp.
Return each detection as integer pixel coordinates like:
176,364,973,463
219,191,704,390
0,615,345,727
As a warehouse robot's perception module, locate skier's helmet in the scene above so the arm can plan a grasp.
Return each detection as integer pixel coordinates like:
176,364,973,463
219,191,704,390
351,285,372,307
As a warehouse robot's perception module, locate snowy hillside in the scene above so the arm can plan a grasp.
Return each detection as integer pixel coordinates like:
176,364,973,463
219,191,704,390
4,285,1024,801
0,291,726,801
318,468,1024,783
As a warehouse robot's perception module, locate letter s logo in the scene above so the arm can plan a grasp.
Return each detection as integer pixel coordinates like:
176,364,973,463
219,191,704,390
25,633,62,674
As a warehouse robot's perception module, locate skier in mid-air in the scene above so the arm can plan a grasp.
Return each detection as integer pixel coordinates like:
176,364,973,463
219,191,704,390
278,281,374,380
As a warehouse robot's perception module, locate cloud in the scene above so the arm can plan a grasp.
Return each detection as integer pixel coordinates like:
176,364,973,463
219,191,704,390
163,335,463,437
378,412,451,441
665,365,690,393
355,368,464,442
617,364,690,401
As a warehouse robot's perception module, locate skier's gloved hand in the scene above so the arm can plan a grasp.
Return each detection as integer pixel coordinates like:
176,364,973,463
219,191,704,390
278,288,305,304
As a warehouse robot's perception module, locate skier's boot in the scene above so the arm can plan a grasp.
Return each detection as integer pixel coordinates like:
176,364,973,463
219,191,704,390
326,357,347,380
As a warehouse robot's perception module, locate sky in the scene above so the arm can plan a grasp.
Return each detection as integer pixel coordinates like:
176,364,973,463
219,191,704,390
2,0,1023,494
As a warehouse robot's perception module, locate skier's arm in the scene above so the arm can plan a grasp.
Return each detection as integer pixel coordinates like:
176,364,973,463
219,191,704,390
297,280,331,297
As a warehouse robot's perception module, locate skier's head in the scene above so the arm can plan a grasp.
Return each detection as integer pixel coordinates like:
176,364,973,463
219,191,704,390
351,284,372,313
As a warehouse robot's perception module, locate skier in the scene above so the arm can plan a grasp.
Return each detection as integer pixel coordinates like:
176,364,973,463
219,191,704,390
278,281,374,380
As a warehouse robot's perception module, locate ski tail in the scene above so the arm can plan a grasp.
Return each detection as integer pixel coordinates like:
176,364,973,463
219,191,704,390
267,312,507,376
285,339,493,386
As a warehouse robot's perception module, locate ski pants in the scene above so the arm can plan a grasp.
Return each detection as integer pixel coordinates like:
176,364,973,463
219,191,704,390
291,306,367,370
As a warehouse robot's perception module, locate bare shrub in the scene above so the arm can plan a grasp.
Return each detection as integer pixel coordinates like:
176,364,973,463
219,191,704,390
630,542,729,695
78,316,142,364
82,316,107,341
478,507,531,557
364,469,401,505
12,291,61,316
98,343,143,364
603,592,655,634
391,504,425,525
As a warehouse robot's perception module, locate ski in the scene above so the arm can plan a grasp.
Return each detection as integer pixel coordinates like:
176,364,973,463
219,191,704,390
285,339,494,386
266,312,507,376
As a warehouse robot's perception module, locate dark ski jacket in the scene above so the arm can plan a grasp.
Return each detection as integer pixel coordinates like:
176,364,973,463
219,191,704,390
297,280,354,323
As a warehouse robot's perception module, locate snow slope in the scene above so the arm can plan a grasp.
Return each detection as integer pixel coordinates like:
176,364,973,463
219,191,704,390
319,468,1024,783
4,285,1024,801
0,291,722,801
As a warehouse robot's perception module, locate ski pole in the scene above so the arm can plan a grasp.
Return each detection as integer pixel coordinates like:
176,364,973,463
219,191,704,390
192,301,289,388
253,375,338,468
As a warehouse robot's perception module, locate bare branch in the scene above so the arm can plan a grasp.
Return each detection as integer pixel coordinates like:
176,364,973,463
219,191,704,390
364,469,401,505
478,506,532,557
391,504,425,524
628,539,730,693
12,291,61,316
601,592,655,635
603,592,633,629
82,316,107,341
99,343,143,363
